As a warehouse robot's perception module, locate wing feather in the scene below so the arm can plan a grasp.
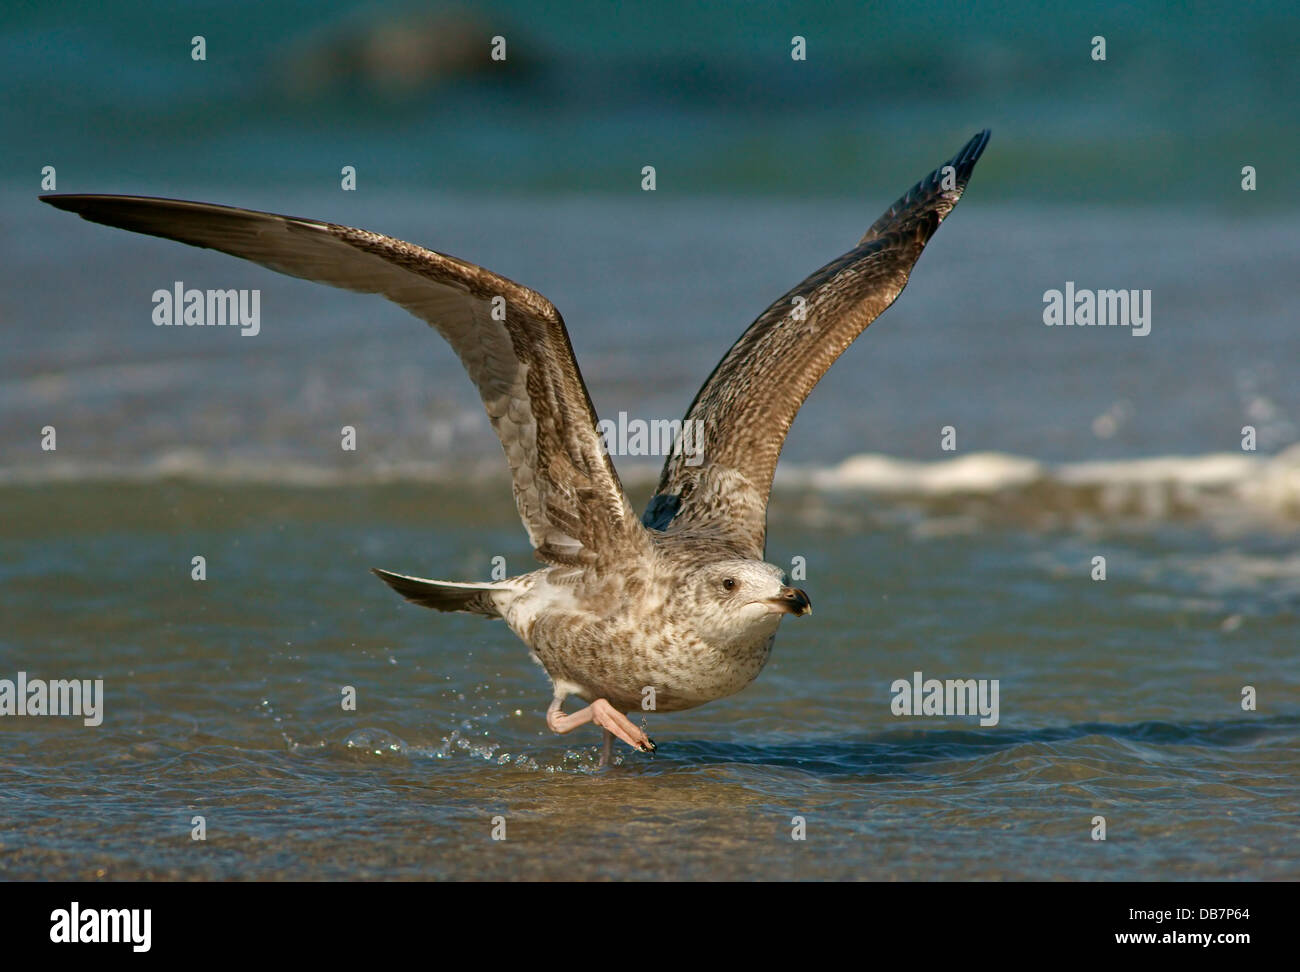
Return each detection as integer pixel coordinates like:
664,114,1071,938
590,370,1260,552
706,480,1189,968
643,130,991,557
40,194,648,566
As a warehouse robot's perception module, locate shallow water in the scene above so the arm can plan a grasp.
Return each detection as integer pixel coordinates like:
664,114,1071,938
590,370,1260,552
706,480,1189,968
1,483,1296,880
5,194,1299,880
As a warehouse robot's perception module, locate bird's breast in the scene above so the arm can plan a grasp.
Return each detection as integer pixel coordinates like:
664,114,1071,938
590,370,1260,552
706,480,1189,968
527,609,776,713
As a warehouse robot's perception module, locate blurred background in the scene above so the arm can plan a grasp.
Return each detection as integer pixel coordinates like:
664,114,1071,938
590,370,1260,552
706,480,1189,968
1,1,1298,881
3,0,1299,482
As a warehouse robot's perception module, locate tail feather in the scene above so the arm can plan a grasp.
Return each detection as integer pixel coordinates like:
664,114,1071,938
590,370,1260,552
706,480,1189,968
371,568,504,617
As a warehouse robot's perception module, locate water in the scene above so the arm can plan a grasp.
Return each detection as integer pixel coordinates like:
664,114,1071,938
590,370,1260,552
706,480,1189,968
2,483,1297,879
2,0,1298,880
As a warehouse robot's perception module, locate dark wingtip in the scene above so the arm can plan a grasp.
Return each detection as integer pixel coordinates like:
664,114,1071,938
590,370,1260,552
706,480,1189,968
859,128,992,246
937,129,992,194
39,193,83,213
952,128,992,183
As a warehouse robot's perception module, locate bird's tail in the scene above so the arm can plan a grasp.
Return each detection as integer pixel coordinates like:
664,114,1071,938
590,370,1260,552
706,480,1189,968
371,568,505,617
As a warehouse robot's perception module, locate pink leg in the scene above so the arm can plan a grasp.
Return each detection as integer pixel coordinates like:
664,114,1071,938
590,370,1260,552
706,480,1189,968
546,696,656,756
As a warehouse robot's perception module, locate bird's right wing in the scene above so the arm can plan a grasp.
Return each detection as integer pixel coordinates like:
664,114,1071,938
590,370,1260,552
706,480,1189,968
41,194,650,567
643,130,990,558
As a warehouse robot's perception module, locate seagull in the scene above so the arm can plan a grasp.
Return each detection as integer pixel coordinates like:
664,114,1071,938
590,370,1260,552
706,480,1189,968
42,129,989,765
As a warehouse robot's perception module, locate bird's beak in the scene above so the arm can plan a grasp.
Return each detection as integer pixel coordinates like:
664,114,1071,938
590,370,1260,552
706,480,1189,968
768,586,812,617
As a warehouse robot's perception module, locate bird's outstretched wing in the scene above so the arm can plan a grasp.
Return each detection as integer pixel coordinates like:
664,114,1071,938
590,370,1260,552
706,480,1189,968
41,194,648,567
643,129,991,558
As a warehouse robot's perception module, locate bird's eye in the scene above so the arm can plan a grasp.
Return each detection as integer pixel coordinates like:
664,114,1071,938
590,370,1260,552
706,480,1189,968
722,578,736,592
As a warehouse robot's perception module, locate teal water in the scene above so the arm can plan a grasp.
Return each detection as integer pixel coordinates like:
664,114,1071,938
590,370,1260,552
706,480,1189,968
1,483,1297,880
3,0,1298,198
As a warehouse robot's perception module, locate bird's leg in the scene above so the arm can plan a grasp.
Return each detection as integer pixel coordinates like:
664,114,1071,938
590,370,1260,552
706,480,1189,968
546,696,656,755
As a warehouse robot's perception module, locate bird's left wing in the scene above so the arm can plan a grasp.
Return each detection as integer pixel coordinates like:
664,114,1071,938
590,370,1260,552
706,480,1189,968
41,194,650,567
643,130,990,558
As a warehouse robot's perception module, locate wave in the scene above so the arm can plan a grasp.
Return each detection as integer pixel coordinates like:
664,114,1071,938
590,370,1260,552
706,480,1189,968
790,447,1300,506
781,448,1300,525
4,446,1300,525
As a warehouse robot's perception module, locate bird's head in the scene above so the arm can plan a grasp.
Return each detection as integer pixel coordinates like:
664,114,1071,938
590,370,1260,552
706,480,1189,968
683,559,811,644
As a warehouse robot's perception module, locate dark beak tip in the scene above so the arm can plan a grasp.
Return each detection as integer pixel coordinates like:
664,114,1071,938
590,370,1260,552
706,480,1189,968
779,586,812,617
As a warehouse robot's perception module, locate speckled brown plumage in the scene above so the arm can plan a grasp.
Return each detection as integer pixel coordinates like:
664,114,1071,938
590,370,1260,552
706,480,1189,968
644,129,991,557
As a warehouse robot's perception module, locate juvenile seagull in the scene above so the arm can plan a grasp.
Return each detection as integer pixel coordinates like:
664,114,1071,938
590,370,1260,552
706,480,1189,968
42,129,989,764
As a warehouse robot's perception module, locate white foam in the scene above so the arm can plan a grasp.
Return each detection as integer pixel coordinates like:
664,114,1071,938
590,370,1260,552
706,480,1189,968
3,446,1300,522
788,451,1043,494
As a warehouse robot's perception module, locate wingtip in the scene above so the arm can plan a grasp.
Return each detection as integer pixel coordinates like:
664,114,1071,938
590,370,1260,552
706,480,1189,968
38,194,119,219
38,193,78,212
855,128,992,248
955,128,992,174
935,129,992,198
